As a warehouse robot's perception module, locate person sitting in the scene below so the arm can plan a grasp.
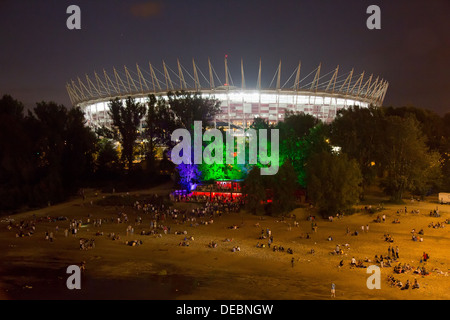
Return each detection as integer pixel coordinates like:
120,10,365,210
350,257,357,267
356,260,367,268
412,279,420,289
421,267,429,276
335,245,340,254
209,241,217,248
401,279,410,290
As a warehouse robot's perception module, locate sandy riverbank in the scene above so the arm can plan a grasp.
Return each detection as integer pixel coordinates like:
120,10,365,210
1,183,449,300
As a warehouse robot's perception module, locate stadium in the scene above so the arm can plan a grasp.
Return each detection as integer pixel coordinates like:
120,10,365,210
66,57,388,129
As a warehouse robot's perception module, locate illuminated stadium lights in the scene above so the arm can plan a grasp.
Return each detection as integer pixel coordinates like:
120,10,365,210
66,57,388,129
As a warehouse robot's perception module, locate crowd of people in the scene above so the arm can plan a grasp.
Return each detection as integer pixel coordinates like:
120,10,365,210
428,220,448,229
170,192,244,214
79,238,95,250
4,186,449,299
388,275,420,290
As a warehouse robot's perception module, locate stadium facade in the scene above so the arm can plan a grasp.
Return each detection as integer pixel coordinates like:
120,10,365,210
66,57,388,129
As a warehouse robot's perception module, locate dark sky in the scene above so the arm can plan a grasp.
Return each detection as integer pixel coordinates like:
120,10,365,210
0,0,449,115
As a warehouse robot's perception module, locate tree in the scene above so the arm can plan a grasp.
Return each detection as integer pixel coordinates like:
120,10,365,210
250,117,272,130
62,107,97,188
108,97,146,169
383,106,445,151
278,111,320,139
0,95,33,209
96,138,119,175
277,116,330,187
441,113,450,191
330,106,385,196
145,94,178,169
379,115,442,201
0,96,97,211
167,90,221,132
270,160,298,215
30,101,96,200
306,151,363,216
242,167,266,215
167,91,221,189
383,106,448,195
174,162,201,192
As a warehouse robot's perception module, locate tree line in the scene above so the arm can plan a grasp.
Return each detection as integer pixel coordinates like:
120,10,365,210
1,91,449,217
243,106,450,216
0,91,220,212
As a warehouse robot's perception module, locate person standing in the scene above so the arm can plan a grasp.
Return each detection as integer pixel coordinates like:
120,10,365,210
331,283,336,298
396,246,399,259
291,257,295,268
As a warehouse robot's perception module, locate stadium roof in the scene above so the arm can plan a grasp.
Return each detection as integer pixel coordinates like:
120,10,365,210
66,57,388,107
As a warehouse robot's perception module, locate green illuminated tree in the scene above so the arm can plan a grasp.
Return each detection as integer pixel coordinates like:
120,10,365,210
277,113,330,187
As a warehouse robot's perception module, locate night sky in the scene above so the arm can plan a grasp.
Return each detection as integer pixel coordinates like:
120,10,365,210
1,0,449,115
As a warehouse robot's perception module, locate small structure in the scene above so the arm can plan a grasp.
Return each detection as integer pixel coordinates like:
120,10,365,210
439,193,450,204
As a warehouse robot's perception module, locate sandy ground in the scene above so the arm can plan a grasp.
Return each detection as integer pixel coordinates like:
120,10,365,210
1,182,449,300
